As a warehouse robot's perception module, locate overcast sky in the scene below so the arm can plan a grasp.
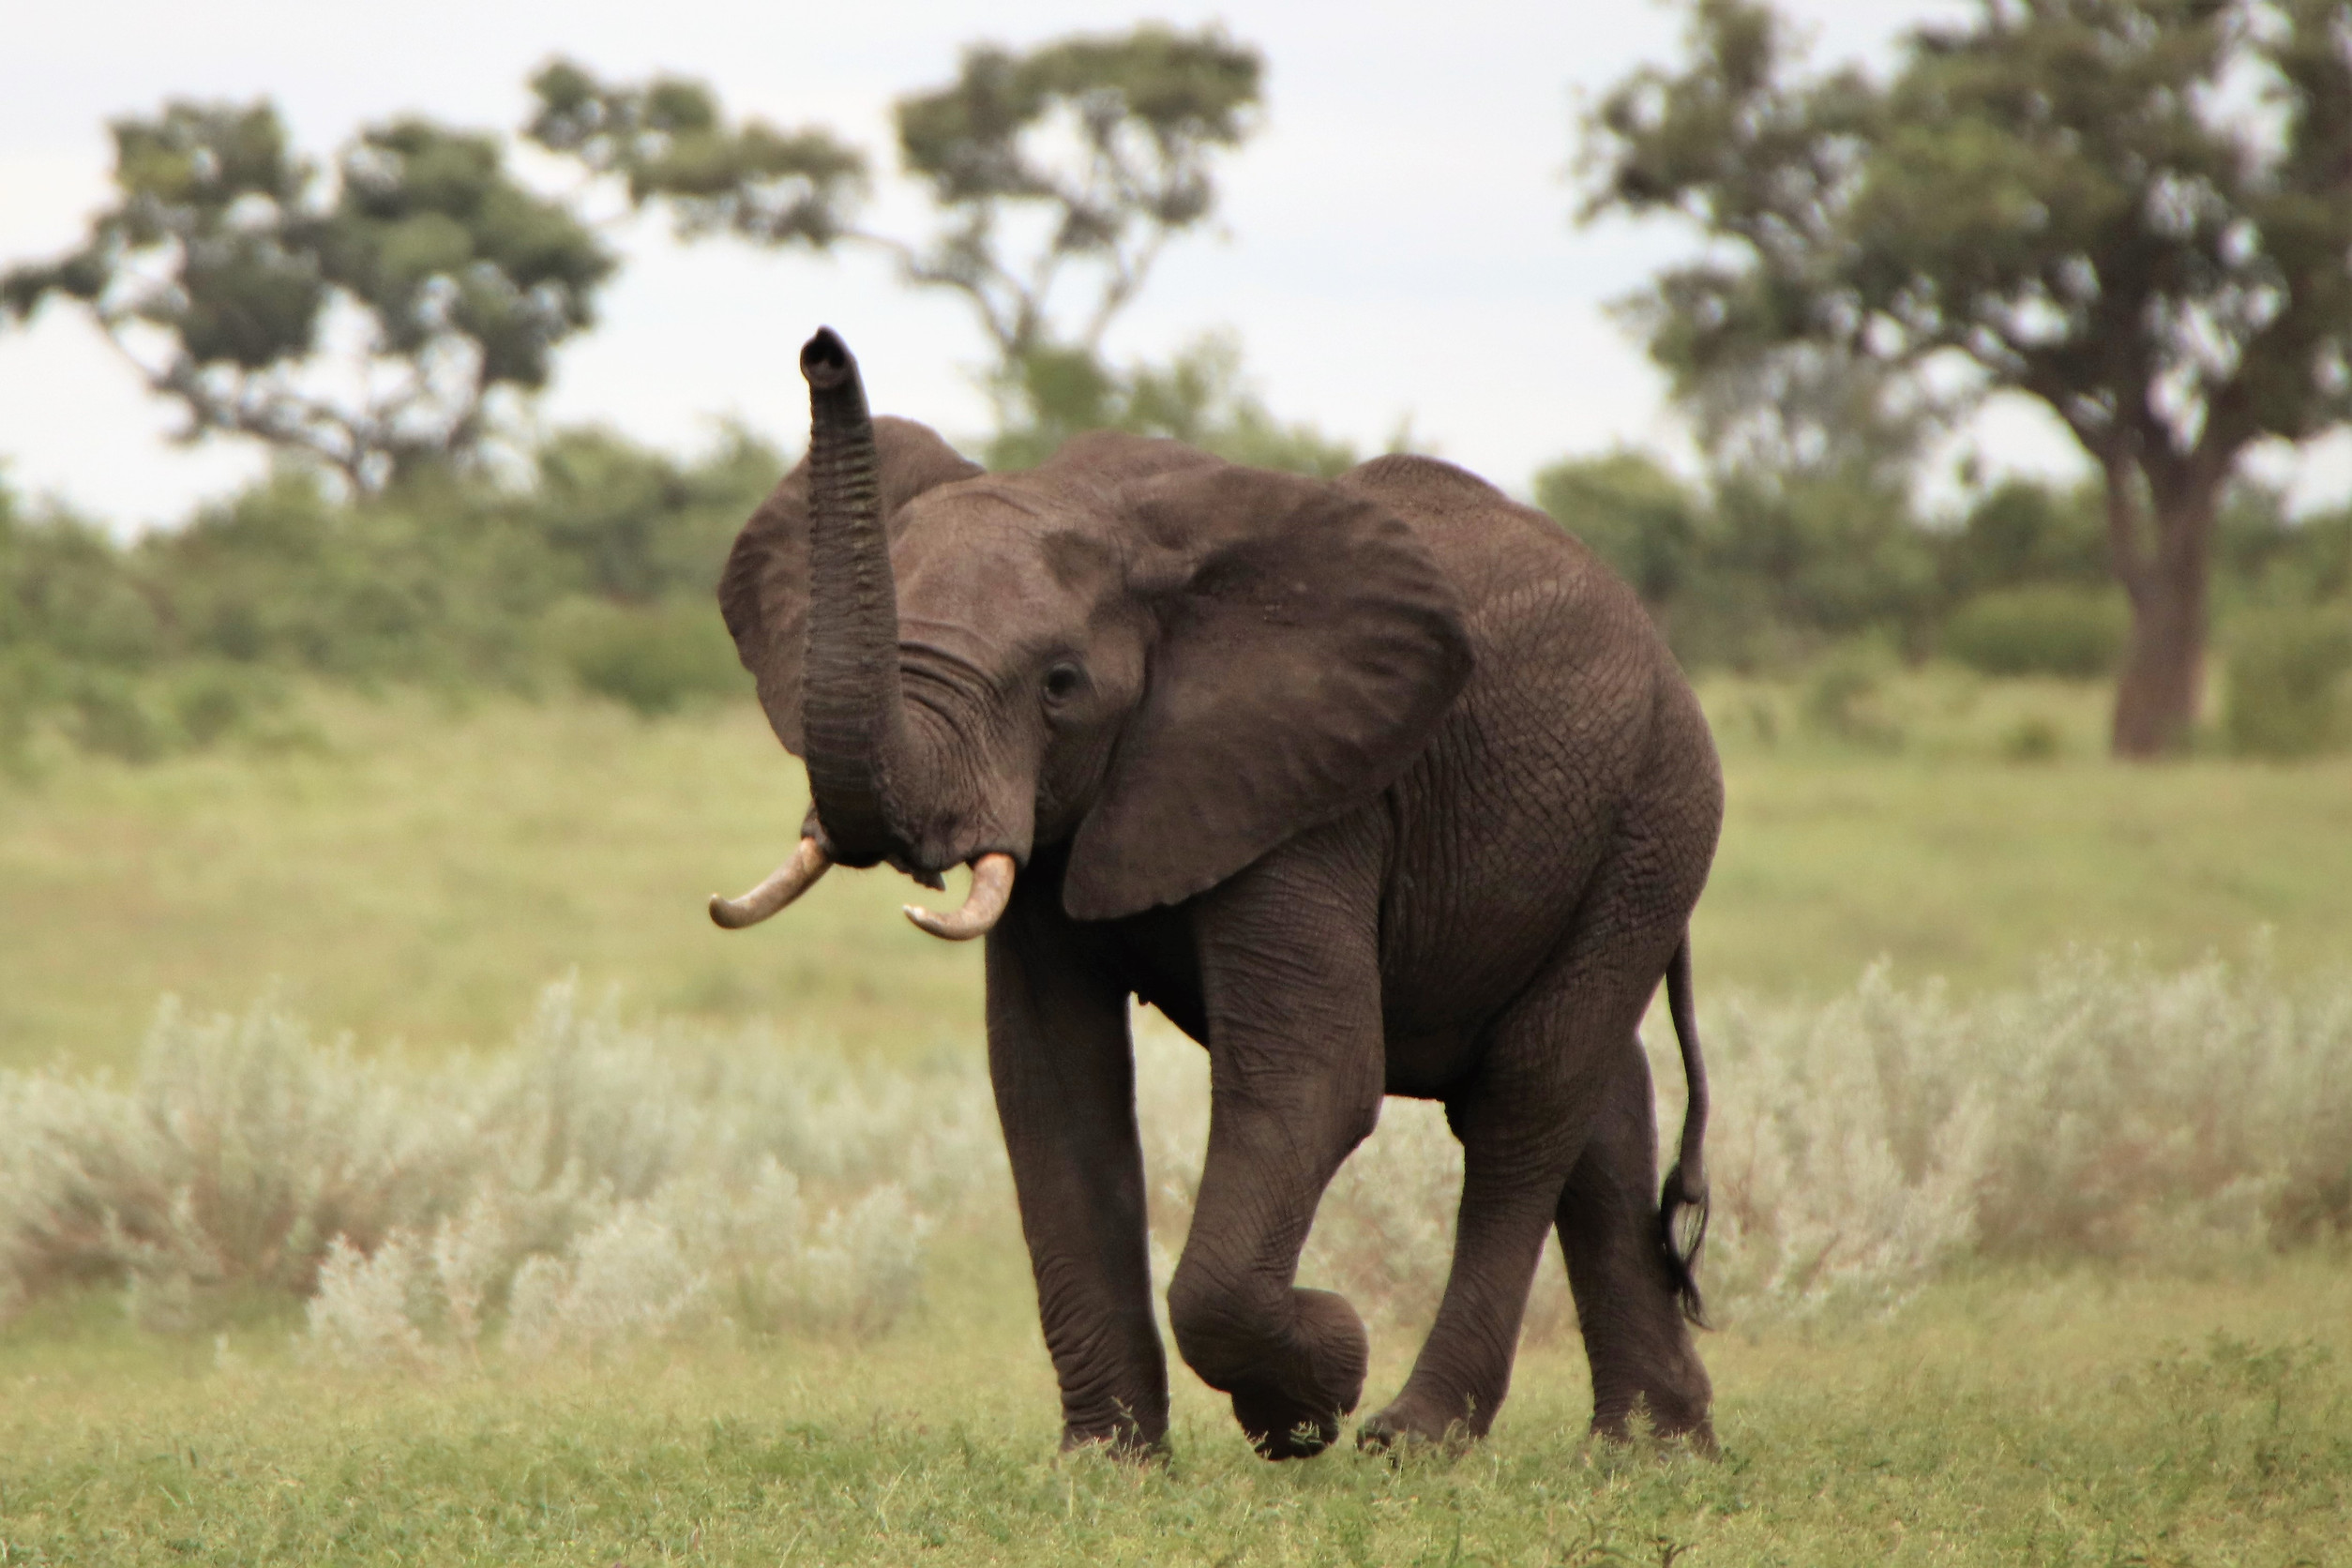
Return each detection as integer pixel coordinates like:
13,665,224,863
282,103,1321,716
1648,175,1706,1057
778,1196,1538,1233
3,0,2345,531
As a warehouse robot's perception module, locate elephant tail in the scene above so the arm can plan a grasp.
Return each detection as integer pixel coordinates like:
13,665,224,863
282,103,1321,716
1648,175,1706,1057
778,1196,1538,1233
1656,933,1711,1328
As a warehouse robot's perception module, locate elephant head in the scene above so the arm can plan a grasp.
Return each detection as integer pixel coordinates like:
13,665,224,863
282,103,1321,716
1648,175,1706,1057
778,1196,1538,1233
711,328,1473,937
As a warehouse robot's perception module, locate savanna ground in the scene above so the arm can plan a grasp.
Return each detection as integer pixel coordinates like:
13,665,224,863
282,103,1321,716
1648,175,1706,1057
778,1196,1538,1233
4,670,2351,1564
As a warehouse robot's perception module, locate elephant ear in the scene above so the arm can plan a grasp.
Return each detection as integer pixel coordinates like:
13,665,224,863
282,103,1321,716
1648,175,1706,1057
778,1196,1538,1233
718,415,981,754
1063,464,1472,922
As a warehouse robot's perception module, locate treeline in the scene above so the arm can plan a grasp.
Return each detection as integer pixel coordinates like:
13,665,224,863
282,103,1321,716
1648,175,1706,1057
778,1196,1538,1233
8,424,2348,770
1538,450,2352,756
0,430,775,766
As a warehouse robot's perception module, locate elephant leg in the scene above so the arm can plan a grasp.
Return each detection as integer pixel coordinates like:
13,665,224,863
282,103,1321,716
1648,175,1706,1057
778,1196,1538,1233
1166,837,1386,1460
1361,928,1687,1450
985,889,1168,1455
1556,1034,1714,1447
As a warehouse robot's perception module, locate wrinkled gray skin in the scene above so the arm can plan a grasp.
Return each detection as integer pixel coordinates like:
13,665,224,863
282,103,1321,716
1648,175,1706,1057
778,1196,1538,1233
718,329,1720,1458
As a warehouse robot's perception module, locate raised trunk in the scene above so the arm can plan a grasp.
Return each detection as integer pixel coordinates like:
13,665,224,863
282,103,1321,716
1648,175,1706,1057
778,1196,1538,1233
2106,459,2217,759
798,328,911,866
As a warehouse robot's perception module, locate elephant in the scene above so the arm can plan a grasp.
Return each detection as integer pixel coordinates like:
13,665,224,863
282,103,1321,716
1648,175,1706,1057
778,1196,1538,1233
709,327,1721,1459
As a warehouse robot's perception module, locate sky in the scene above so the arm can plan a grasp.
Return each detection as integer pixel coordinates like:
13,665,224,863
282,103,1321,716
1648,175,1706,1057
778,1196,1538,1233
2,0,2345,531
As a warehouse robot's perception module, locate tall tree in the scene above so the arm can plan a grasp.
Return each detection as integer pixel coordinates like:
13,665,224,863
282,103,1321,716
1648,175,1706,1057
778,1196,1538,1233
1586,0,2352,755
528,24,1264,433
4,102,614,491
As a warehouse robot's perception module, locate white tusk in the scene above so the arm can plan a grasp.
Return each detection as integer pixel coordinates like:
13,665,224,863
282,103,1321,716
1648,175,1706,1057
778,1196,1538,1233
710,838,832,929
903,852,1017,941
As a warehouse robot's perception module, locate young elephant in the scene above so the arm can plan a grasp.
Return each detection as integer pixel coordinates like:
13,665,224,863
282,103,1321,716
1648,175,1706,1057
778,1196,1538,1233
712,328,1719,1457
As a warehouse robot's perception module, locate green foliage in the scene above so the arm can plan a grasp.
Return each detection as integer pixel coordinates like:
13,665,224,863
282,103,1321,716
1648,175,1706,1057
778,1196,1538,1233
988,334,1356,475
0,429,784,761
1535,447,1941,669
1534,448,1704,603
2227,606,2352,759
1585,0,2352,748
2219,491,2352,611
891,23,1262,382
536,28,1267,442
521,423,783,604
3,100,614,489
1942,477,2110,600
524,62,866,247
1942,584,2130,678
544,597,748,716
1587,0,2352,460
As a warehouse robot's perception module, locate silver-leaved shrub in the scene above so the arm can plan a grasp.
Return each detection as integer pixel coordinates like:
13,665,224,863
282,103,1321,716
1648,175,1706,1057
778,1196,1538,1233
6,954,2348,1357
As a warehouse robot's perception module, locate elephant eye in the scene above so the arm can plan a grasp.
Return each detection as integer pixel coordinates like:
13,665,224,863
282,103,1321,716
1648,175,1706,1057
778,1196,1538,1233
1042,662,1086,704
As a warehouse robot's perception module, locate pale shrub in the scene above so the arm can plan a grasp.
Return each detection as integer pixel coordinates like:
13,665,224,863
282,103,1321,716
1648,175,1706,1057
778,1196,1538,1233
1668,950,2352,1318
1141,954,2352,1331
0,980,972,1353
1686,978,1993,1318
503,1206,711,1360
0,999,473,1329
9,958,2348,1354
304,1233,435,1369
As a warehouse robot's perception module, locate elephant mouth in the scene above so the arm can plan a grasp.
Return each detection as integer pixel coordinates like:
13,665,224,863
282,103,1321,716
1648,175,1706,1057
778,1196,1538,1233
710,843,1016,942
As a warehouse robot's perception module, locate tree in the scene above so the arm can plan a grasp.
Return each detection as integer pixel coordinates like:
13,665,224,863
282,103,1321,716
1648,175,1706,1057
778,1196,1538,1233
1585,0,2352,755
528,24,1265,436
3,101,614,491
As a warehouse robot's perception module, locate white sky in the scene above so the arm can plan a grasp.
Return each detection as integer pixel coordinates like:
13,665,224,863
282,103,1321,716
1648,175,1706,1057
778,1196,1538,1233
1,0,2344,531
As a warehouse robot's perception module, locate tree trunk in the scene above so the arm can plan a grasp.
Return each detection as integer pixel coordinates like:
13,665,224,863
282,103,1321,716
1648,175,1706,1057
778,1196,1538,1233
2107,461,2217,759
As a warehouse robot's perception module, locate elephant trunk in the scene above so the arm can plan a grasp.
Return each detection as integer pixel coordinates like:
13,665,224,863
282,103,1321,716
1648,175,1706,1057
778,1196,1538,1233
797,327,911,868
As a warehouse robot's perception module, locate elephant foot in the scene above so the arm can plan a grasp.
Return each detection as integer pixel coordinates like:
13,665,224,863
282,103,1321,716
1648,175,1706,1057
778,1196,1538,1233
1222,1289,1370,1460
1591,1394,1717,1456
1356,1390,1479,1455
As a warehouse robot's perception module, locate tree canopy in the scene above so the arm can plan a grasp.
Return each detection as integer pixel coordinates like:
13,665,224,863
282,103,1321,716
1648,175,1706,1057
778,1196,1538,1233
529,25,1266,437
4,102,614,491
1586,0,2352,754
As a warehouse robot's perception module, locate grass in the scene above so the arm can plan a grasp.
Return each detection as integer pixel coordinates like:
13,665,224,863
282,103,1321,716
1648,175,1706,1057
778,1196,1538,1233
5,671,2352,1563
0,690,982,1073
1698,669,2352,996
4,1244,2348,1565
4,672,2350,1071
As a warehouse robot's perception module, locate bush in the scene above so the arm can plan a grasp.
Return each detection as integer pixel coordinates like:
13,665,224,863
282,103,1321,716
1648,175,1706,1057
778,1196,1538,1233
545,596,749,716
1801,644,1906,749
2226,607,2352,759
1940,584,2130,677
9,959,2351,1347
1,981,995,1345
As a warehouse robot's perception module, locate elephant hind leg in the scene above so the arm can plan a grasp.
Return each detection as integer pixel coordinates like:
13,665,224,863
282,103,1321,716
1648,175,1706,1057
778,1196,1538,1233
1556,1034,1714,1449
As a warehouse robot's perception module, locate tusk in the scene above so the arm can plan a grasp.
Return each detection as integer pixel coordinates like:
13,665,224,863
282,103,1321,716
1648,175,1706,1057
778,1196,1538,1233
903,852,1016,942
709,838,832,929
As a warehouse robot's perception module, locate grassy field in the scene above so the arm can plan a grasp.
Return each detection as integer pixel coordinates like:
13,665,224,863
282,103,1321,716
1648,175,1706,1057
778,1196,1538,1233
4,673,2349,1072
6,674,2351,1565
4,1244,2348,1566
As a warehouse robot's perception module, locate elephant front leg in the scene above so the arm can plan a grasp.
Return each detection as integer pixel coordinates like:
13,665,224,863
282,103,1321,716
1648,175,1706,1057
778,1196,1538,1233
1168,850,1386,1459
985,908,1168,1455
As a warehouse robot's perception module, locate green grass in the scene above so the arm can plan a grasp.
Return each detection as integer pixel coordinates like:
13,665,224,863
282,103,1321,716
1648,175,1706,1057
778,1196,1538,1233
6,676,2351,1070
0,690,984,1072
1696,670,2352,994
6,675,2352,1563
5,1240,2348,1565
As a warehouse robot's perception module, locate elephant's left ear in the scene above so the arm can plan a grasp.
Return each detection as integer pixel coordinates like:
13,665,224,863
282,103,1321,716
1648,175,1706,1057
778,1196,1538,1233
1063,464,1472,922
